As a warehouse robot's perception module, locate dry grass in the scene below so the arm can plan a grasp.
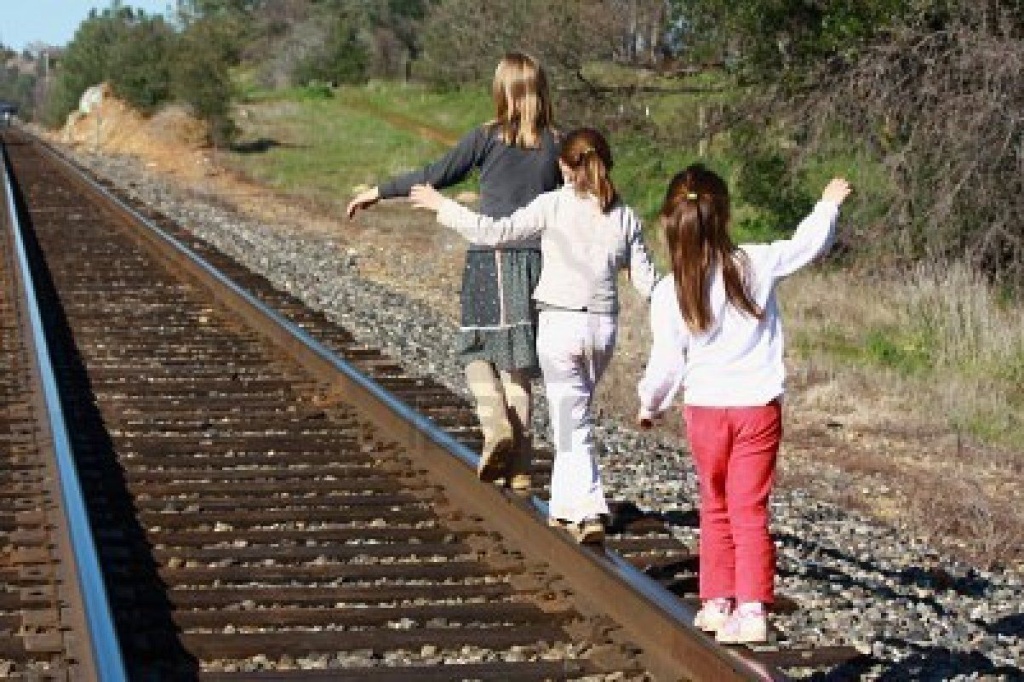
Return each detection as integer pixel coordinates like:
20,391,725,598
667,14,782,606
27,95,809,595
591,261,1023,569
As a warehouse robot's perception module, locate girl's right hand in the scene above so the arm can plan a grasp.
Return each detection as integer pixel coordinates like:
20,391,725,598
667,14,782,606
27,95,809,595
410,184,443,213
346,187,380,219
821,178,852,206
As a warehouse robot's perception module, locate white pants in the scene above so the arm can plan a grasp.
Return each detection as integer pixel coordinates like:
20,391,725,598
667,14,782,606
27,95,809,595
538,310,617,523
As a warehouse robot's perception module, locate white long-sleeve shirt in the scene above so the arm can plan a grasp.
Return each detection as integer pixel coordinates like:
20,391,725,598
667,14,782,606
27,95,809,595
638,200,840,414
437,184,658,312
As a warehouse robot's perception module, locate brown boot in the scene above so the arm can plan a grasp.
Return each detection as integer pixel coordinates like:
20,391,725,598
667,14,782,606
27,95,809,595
507,430,533,492
477,417,514,482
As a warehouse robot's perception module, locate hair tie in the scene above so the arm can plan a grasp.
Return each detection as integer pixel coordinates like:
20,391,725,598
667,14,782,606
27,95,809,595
686,191,699,201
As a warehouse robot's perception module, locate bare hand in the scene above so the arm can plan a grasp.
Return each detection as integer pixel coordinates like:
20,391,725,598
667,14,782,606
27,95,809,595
346,187,380,220
821,178,852,206
410,184,443,212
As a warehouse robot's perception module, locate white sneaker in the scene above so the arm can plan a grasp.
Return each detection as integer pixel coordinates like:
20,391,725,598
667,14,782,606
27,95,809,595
693,599,732,632
715,603,768,644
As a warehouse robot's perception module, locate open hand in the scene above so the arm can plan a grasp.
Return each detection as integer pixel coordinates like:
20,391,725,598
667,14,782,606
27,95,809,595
821,178,852,206
346,187,379,220
410,184,444,212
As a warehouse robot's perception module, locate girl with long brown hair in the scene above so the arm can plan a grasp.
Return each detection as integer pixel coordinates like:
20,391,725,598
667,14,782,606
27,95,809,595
410,128,658,543
347,53,559,491
637,164,851,643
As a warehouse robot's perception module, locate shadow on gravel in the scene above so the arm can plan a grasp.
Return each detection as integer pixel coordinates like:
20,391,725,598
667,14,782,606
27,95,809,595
776,531,994,600
989,612,1024,637
607,500,700,533
871,641,1024,681
229,137,304,154
801,647,1023,681
661,508,700,529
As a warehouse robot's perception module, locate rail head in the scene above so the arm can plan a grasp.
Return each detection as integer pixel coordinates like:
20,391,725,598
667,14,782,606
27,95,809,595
1,138,128,681
32,132,785,682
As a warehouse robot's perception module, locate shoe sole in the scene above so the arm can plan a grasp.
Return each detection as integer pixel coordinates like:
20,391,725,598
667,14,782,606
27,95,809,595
693,616,729,633
548,518,604,544
715,628,768,644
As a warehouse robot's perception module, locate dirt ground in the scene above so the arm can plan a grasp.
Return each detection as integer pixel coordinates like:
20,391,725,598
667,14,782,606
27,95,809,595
47,92,1022,572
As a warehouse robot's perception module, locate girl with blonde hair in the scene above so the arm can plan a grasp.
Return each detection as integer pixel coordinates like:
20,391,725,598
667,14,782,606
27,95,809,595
348,53,559,490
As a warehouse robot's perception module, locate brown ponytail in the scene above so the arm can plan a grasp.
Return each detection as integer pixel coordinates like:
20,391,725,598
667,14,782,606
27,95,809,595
660,164,762,333
560,128,617,213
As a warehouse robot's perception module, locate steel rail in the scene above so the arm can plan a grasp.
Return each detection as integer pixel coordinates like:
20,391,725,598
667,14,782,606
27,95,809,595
1,140,128,681
34,134,784,682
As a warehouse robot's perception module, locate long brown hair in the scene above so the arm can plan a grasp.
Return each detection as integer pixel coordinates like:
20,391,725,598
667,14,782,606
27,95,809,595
490,52,554,149
560,128,617,213
660,164,762,333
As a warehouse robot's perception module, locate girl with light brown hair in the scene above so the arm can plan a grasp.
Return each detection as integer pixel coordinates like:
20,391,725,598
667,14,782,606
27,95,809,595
410,128,659,543
347,52,559,491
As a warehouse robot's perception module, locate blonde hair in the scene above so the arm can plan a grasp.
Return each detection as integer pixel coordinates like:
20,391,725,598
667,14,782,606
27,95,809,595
490,52,554,149
660,164,762,333
560,128,617,213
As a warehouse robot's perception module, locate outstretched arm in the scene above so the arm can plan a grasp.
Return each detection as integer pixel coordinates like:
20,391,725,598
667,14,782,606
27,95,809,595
346,127,487,220
768,178,852,278
411,184,549,246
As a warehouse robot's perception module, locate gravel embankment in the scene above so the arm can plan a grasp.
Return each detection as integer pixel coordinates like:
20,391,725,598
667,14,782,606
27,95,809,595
71,150,1023,681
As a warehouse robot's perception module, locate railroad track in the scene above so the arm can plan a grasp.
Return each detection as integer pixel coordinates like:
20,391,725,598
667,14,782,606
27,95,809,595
0,128,859,680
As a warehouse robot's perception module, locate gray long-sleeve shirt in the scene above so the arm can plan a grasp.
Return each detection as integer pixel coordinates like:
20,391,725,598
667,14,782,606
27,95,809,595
379,125,561,230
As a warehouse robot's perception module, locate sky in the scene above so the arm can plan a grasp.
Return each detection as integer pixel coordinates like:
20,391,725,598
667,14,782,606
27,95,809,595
1,1,174,52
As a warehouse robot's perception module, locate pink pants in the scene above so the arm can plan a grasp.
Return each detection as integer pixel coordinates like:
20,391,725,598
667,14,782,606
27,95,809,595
684,401,782,604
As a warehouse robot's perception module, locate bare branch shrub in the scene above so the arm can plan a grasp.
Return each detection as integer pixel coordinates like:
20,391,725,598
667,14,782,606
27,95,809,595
902,472,1021,570
416,1,627,88
796,3,1024,287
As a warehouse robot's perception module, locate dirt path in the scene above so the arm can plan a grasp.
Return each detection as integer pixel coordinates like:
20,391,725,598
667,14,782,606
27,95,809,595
341,98,460,147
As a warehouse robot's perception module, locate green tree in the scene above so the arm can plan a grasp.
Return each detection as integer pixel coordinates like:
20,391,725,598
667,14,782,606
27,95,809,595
42,5,177,124
107,16,175,112
171,16,238,144
291,12,369,85
43,7,128,125
0,50,38,119
669,0,948,81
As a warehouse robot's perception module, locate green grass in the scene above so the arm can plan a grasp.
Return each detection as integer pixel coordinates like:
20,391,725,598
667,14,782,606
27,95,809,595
229,80,764,230
229,85,457,207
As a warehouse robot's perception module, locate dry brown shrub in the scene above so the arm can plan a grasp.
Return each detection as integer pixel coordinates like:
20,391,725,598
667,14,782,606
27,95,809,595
798,3,1024,286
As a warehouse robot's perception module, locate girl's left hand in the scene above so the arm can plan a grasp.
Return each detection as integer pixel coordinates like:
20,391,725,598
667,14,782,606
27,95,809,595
410,184,443,212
